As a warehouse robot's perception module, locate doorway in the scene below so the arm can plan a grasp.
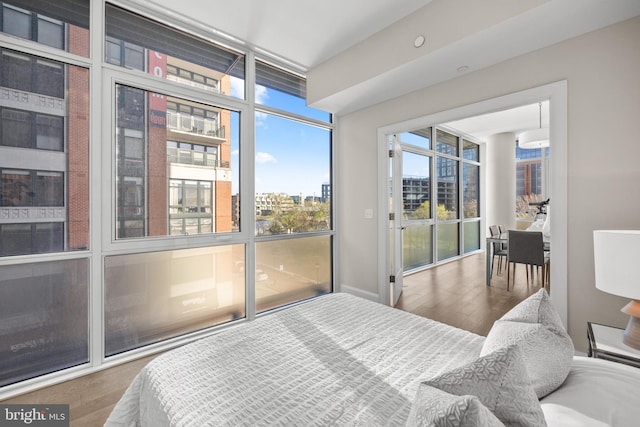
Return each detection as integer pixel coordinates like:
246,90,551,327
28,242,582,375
388,132,434,305
387,128,483,306
376,82,568,326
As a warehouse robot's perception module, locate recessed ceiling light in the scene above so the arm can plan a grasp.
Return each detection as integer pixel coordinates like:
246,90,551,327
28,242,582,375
457,65,470,73
414,35,425,48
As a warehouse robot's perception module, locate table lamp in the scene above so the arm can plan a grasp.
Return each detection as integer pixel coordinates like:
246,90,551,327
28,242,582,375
593,230,640,350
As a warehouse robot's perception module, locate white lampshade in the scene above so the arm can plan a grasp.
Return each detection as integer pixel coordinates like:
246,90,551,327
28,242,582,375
518,128,550,149
593,230,640,300
593,230,640,350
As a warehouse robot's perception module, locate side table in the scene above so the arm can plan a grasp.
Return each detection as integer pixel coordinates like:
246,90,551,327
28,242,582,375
587,322,640,368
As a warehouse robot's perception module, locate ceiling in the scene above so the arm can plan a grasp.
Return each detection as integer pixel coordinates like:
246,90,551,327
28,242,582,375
141,0,430,70
444,101,549,142
139,0,640,139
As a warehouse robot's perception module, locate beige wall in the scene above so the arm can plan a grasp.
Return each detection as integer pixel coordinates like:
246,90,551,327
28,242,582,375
333,16,640,352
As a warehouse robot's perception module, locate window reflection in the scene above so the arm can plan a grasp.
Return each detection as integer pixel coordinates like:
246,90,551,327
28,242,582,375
1,1,89,57
104,246,245,355
0,259,89,387
105,4,245,99
436,129,458,155
0,49,89,256
115,84,239,239
255,236,331,313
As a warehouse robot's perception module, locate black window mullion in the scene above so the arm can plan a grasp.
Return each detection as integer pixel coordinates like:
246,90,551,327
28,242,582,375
30,10,37,42
30,111,37,149
28,170,35,207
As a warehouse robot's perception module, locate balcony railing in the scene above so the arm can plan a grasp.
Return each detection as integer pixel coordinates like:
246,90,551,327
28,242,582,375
166,111,225,139
166,75,219,93
167,148,218,167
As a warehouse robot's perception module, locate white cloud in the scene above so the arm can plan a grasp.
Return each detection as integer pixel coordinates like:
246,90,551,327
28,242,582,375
255,111,268,127
255,85,269,104
255,152,277,164
229,77,244,98
254,85,270,127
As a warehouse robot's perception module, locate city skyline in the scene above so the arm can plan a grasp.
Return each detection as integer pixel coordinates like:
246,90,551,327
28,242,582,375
230,78,331,197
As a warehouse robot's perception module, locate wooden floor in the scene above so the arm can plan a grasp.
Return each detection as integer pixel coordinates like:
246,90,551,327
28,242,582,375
0,354,160,427
1,253,544,426
396,252,544,336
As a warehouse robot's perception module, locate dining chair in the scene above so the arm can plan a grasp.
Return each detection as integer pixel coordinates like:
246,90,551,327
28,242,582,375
506,230,550,291
489,225,507,276
497,224,509,252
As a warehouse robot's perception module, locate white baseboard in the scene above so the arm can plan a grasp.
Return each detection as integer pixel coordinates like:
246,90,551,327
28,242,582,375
337,285,379,303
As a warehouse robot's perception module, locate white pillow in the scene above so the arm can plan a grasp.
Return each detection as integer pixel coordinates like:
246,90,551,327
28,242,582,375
421,345,546,427
406,384,504,427
481,289,574,398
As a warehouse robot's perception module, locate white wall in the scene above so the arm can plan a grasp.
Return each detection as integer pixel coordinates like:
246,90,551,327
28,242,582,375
333,16,640,352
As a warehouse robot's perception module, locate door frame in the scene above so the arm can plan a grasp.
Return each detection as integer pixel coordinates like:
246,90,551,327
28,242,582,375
389,133,404,305
376,81,568,327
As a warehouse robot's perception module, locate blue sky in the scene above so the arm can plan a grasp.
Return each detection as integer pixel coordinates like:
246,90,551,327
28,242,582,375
229,79,331,198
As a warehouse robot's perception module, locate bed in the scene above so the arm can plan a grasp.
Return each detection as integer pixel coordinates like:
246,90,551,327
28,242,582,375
105,291,640,426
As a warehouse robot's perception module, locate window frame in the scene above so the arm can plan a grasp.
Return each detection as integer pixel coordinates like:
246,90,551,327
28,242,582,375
0,0,335,398
102,68,248,252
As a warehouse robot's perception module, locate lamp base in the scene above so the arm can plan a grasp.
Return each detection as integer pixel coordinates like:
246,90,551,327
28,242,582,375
621,300,640,351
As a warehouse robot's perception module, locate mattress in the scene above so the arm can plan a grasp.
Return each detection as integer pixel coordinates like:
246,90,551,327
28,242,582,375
105,292,485,426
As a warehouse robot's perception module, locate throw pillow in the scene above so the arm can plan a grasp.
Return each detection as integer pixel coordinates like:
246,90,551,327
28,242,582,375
406,384,504,427
481,289,574,398
421,345,546,427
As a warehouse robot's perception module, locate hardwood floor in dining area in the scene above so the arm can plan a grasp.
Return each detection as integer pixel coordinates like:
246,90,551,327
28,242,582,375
395,252,545,336
1,252,545,426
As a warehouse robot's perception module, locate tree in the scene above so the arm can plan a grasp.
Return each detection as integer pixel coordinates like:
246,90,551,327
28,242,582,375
411,201,431,219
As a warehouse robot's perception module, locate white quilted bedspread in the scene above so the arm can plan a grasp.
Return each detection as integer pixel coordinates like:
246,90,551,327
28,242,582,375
105,293,484,427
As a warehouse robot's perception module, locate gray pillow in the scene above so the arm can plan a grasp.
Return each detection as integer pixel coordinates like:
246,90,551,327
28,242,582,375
421,345,546,427
406,384,504,427
481,289,574,398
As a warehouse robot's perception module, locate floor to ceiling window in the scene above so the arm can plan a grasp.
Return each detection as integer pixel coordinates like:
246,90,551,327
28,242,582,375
0,1,333,395
103,4,246,356
254,61,333,312
394,127,481,274
462,139,480,253
0,0,90,388
516,145,549,221
435,129,481,261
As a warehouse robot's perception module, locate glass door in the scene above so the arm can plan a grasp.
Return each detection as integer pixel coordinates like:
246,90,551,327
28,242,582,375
389,130,434,305
401,149,434,272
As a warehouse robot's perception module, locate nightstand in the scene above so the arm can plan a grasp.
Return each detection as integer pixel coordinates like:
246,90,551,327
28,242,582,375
587,322,640,368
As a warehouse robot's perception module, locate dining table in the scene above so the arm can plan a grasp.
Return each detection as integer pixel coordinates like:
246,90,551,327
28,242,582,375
485,231,550,286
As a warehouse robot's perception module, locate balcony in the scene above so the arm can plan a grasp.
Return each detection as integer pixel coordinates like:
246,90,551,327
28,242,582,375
165,75,219,93
166,111,226,141
167,147,217,168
